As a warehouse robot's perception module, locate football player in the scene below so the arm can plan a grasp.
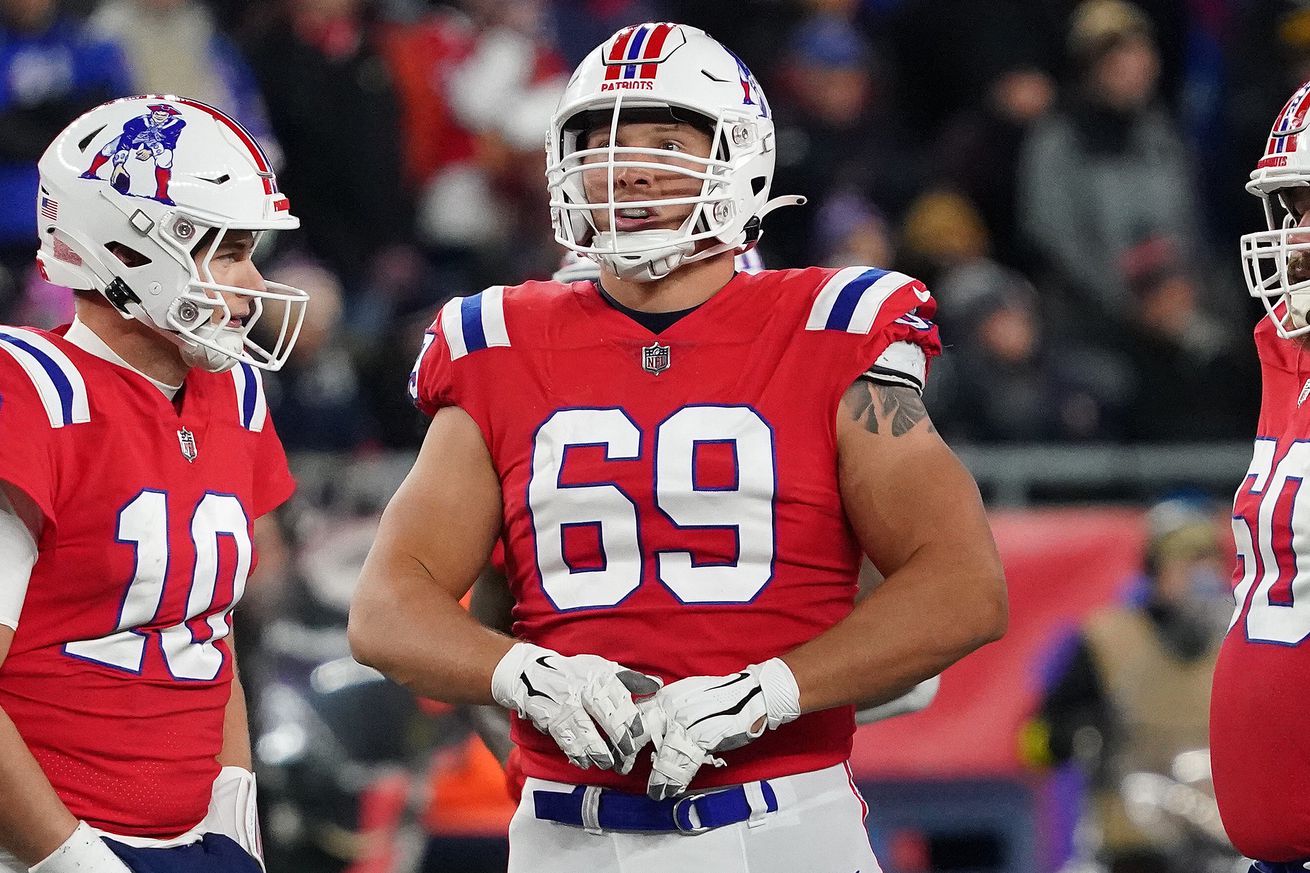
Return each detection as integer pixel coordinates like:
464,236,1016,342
1212,79,1310,872
461,249,942,781
0,96,307,872
350,23,1006,872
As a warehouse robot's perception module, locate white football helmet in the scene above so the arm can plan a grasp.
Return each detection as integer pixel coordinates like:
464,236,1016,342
1242,80,1310,338
546,23,800,282
36,95,307,372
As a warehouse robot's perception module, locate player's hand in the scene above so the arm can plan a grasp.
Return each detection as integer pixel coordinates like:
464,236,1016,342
491,642,661,774
644,659,801,801
28,822,132,873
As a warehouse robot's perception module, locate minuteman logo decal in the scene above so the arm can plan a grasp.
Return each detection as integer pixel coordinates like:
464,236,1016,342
81,104,186,206
601,23,685,91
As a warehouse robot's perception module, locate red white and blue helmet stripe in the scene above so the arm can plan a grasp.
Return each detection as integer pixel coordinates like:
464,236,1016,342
604,22,677,81
1267,81,1310,157
174,97,287,209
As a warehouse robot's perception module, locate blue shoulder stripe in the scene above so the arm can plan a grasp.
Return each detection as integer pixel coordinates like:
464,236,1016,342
824,268,889,332
230,361,267,432
806,267,927,335
442,286,510,361
0,328,90,428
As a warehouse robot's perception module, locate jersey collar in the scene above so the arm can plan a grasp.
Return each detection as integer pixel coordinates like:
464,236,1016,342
65,317,183,399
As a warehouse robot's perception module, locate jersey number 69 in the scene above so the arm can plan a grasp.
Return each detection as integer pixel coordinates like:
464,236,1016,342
528,406,775,611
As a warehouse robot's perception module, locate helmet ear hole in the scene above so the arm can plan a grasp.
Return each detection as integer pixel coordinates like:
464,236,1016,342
104,242,152,268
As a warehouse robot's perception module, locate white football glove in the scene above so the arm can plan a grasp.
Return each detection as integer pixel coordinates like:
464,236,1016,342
28,822,131,873
854,675,940,725
491,642,660,774
198,766,263,869
645,658,801,801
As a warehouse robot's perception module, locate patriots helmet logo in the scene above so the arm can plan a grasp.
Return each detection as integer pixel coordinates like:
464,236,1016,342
80,103,187,206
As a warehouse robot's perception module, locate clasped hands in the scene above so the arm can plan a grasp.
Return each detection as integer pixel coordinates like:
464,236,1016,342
491,643,800,800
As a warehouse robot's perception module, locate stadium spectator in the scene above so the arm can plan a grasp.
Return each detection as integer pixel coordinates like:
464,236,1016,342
1116,236,1259,442
1017,0,1207,345
394,0,567,285
937,62,1055,269
768,12,925,269
813,191,896,269
927,259,1132,442
0,0,127,318
897,189,990,289
242,0,415,301
261,257,380,453
1028,497,1230,873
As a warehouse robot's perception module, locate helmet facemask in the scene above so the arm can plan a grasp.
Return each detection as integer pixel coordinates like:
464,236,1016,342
1241,183,1310,339
549,96,769,282
545,24,802,283
165,221,308,373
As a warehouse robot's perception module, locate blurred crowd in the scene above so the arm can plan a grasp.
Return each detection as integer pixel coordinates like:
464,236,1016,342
2,0,1304,448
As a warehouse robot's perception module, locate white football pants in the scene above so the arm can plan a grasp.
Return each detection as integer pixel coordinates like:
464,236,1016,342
508,762,883,873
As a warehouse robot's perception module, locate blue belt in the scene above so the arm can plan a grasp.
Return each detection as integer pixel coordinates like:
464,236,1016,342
533,781,779,835
1251,863,1310,873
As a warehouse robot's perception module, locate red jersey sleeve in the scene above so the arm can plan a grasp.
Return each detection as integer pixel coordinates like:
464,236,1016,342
856,271,941,369
0,345,60,532
409,323,448,418
409,312,458,418
798,266,942,400
230,361,295,518
253,412,295,518
407,289,511,437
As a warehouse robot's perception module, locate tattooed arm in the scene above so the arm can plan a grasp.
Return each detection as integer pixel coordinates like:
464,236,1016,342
777,378,1008,714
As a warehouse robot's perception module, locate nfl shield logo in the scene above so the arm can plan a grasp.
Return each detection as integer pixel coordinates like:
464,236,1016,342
177,427,198,462
641,342,670,375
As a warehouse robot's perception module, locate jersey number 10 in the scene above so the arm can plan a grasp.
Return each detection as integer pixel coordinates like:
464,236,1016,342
1231,439,1310,645
529,406,775,611
64,490,250,680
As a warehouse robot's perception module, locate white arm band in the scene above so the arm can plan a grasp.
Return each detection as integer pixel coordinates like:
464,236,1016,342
854,675,941,726
862,341,928,394
29,822,131,873
0,487,37,631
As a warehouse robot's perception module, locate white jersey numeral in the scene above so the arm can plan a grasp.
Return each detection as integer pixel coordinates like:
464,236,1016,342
529,406,776,611
654,407,775,603
1231,439,1310,645
64,490,251,679
530,408,643,610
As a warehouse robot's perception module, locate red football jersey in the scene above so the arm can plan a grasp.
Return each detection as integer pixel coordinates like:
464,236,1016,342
412,267,940,792
1212,312,1310,861
0,325,293,838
